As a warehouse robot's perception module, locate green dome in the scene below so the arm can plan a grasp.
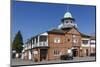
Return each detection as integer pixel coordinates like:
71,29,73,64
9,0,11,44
64,12,73,18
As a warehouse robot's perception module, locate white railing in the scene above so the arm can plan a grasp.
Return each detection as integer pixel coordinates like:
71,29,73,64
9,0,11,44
39,42,48,46
32,43,38,48
24,42,48,50
32,42,48,48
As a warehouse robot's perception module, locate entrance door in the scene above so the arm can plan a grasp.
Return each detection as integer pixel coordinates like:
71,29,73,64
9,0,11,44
40,49,48,61
72,49,78,57
86,49,88,56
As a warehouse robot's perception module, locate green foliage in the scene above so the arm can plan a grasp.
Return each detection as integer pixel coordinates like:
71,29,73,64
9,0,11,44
12,30,23,53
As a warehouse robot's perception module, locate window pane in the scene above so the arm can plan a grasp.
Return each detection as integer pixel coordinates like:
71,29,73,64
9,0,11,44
82,40,88,44
54,37,60,43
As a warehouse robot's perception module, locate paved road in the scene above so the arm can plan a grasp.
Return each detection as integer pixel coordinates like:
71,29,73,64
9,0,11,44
11,57,96,66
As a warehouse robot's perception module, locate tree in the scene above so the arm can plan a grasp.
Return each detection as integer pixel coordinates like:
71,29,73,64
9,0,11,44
12,30,23,53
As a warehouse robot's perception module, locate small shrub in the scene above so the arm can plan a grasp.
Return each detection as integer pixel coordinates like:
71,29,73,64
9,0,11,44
34,58,38,62
60,55,67,60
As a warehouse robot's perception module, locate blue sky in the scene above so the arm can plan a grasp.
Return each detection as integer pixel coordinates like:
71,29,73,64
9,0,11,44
12,1,96,42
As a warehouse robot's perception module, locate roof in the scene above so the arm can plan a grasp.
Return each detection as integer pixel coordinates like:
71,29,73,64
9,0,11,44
61,18,75,22
90,36,96,40
64,12,73,18
47,29,65,34
80,33,90,38
47,28,72,34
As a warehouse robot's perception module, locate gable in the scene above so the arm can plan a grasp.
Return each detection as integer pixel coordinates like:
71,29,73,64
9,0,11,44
67,28,81,35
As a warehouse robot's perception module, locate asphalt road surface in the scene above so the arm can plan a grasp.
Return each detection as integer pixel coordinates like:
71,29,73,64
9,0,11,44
11,57,96,66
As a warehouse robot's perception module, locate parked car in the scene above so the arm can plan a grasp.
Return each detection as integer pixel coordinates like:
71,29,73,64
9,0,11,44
90,53,96,56
60,54,73,60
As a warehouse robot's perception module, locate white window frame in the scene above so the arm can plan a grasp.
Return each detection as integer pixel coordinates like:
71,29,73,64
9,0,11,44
82,40,89,45
73,39,77,43
72,34,76,38
53,50,60,56
54,37,61,43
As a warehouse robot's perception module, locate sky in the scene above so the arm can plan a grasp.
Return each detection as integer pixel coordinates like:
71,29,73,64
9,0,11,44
12,1,96,42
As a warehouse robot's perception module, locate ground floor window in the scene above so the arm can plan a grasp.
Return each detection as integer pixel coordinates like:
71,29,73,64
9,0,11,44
53,50,60,56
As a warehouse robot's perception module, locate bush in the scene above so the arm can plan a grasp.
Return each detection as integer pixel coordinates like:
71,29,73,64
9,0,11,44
34,58,38,62
60,55,67,60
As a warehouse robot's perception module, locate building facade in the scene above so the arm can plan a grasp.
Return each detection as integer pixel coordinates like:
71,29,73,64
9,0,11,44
81,34,91,57
90,36,96,56
21,11,96,62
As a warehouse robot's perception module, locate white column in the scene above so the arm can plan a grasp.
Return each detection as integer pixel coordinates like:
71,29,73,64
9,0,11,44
32,39,33,48
21,52,24,59
32,39,33,44
26,43,28,50
29,42,30,49
34,37,36,47
29,50,32,60
38,36,40,46
46,36,48,46
28,43,29,49
30,40,32,49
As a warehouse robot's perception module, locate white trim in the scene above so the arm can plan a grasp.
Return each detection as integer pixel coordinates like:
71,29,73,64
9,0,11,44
38,36,40,46
54,37,61,43
28,50,32,60
34,38,36,46
91,45,95,47
40,32,48,36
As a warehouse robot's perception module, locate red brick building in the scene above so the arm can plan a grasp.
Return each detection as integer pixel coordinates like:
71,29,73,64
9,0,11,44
21,11,95,62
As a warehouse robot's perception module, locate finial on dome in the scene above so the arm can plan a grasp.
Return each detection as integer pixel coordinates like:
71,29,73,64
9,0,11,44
64,6,73,18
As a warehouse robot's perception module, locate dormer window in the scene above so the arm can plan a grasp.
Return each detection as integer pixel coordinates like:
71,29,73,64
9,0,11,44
65,20,73,23
65,20,69,23
70,20,73,23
